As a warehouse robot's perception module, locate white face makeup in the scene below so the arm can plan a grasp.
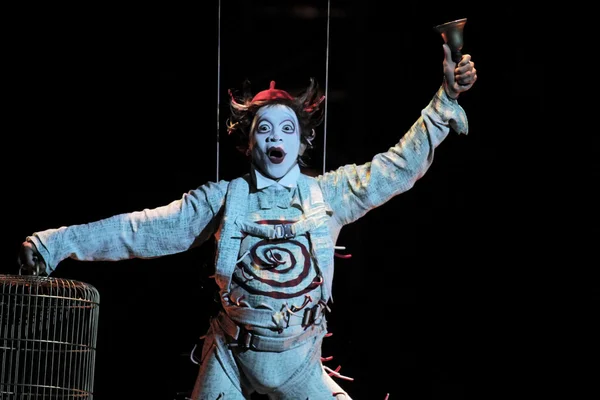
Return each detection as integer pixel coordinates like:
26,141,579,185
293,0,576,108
250,104,300,180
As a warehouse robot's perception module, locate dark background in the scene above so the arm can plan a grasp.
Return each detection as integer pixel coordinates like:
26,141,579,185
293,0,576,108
3,1,546,399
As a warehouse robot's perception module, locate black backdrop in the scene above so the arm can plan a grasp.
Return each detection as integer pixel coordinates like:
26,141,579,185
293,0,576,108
3,1,545,399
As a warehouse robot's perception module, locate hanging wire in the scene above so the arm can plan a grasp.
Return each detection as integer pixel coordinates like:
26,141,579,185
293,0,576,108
216,0,222,182
322,0,331,175
322,1,352,260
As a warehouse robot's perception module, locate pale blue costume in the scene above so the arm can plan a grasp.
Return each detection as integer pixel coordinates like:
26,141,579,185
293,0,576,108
27,86,468,399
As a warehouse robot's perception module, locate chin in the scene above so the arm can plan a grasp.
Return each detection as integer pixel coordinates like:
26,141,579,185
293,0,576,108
265,163,293,180
266,170,286,180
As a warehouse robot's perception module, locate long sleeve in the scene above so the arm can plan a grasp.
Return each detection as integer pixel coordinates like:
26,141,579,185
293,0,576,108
319,85,468,226
27,180,229,274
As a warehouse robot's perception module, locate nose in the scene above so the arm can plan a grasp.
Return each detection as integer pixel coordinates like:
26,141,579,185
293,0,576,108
267,130,282,142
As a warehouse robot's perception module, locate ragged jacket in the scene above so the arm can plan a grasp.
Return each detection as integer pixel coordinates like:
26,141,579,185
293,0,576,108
28,86,468,331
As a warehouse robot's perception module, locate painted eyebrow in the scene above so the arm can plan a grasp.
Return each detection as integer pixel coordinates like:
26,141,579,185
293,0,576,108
256,118,272,125
278,118,295,126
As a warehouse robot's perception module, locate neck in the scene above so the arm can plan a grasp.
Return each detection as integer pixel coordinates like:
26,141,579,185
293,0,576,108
252,162,298,181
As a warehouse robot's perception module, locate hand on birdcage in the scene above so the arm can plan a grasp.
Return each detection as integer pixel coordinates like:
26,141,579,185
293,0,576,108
17,240,48,276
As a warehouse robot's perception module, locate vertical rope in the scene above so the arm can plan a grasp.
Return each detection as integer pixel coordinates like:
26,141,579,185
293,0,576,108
216,0,222,182
322,0,331,175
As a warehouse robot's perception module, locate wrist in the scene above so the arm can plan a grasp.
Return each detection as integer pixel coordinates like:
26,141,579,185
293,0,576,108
443,77,459,100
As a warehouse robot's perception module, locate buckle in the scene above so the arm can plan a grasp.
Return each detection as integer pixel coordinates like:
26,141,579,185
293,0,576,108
273,223,294,239
302,304,323,327
229,327,256,350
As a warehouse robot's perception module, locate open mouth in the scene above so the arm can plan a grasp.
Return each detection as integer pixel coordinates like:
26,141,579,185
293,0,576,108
267,147,286,164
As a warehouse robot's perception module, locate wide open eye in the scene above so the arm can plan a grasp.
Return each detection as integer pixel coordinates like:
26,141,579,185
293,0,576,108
281,123,295,134
257,122,272,134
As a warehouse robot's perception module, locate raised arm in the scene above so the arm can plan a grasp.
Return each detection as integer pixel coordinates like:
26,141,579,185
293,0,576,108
319,44,477,226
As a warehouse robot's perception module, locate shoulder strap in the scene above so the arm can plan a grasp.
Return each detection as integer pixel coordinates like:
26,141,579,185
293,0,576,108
214,174,250,292
297,175,335,301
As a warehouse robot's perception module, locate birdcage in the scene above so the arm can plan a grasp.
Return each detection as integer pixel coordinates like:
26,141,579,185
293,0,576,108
0,274,100,399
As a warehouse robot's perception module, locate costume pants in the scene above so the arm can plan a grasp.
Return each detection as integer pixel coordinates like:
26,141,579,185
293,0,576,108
190,319,352,399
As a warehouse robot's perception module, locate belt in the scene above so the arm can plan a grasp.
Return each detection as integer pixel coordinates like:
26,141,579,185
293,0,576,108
224,300,326,330
216,311,326,353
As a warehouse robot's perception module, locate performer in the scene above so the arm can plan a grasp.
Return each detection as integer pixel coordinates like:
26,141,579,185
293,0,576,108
18,43,477,399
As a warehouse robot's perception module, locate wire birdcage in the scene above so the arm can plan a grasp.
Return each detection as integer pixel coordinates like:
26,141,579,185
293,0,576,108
0,274,100,399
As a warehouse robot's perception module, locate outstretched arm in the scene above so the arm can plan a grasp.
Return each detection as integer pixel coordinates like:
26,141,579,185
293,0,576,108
17,180,229,275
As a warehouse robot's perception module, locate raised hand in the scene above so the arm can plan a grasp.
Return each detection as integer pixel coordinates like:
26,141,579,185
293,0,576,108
443,43,477,99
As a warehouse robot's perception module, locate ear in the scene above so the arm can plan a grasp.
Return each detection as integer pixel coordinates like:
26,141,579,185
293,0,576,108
299,128,313,156
299,142,307,156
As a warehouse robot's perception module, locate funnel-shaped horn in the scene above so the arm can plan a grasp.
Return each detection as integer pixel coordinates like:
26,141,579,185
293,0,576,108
434,18,467,63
